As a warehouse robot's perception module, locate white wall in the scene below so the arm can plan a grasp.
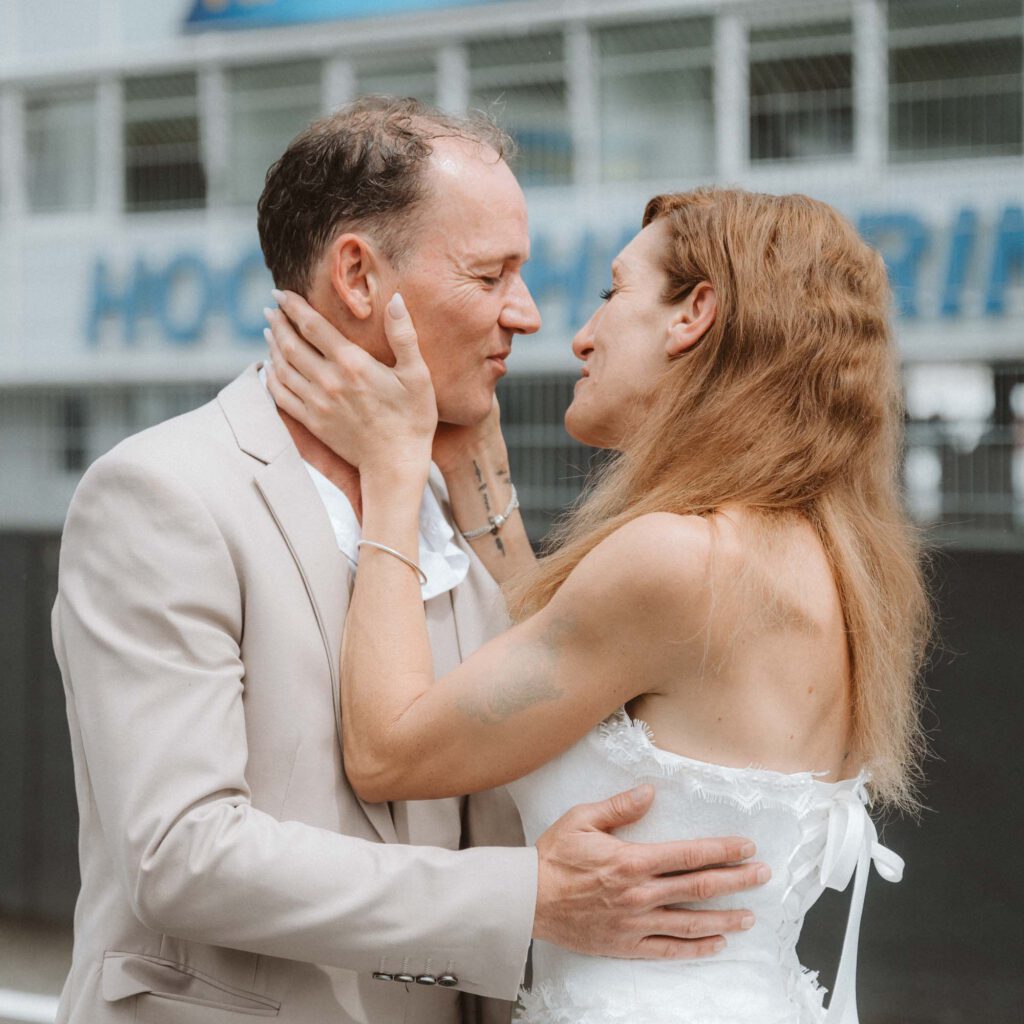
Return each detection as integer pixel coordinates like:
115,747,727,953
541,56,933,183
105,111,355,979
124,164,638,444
0,0,187,63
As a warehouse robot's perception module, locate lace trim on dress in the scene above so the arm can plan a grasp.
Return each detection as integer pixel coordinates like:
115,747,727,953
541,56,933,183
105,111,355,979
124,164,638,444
597,708,866,817
515,966,828,1024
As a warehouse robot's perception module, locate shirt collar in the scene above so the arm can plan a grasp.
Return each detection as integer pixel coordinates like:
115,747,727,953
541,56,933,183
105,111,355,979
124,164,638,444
258,363,469,600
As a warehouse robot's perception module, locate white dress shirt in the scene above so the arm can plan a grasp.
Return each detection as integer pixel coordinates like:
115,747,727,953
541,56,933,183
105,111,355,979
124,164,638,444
258,364,469,600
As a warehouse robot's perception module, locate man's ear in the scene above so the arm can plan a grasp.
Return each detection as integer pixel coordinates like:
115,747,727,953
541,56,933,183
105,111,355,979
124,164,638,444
326,233,386,321
667,282,716,357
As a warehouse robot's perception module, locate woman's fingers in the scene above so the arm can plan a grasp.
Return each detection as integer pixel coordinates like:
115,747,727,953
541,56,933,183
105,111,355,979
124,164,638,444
259,288,436,468
263,303,353,392
384,293,428,376
264,361,307,422
271,288,359,361
263,306,311,379
264,325,313,404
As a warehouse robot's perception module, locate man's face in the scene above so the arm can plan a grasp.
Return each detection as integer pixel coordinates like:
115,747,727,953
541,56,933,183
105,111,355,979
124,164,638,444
395,141,541,426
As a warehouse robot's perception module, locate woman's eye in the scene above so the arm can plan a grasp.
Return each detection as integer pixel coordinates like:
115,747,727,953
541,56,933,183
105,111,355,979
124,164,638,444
600,287,616,301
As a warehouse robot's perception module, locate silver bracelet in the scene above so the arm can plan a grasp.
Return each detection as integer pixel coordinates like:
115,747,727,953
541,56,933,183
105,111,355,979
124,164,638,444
461,483,519,541
356,540,428,587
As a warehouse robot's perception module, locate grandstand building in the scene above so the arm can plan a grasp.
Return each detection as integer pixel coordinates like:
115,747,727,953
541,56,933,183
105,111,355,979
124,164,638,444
0,0,1021,539
2,8,1023,1020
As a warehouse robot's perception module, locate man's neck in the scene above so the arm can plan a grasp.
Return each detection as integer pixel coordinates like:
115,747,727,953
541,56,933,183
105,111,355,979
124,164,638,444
275,406,363,520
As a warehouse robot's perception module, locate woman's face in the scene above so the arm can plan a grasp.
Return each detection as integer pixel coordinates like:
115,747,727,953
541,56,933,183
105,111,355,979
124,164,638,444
565,219,708,450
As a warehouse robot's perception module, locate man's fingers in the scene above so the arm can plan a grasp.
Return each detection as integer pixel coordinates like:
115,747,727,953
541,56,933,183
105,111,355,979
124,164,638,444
562,785,655,833
641,836,758,876
642,907,753,939
646,862,770,906
631,934,727,961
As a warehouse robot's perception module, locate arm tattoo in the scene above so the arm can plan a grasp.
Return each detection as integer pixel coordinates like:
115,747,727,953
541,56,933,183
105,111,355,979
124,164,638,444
471,460,514,556
455,615,573,723
472,459,492,514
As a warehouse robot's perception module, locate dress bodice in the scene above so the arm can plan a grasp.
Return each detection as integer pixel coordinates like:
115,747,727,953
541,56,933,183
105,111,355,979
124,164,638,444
506,709,903,1024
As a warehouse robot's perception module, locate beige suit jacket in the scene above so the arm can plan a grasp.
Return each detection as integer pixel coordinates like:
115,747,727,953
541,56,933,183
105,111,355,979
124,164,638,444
51,364,537,1024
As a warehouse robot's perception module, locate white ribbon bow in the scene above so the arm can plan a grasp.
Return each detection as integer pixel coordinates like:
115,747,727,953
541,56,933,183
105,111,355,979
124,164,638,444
819,785,904,1024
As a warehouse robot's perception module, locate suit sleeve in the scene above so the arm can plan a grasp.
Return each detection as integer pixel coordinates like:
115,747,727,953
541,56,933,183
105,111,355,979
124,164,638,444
53,451,537,1000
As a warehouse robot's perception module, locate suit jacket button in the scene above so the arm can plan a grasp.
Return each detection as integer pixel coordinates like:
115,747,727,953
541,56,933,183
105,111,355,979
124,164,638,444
394,973,415,984
415,975,437,986
437,974,458,987
372,972,393,982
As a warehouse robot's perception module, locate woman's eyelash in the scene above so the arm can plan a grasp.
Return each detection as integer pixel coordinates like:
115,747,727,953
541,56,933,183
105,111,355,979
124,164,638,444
600,287,616,301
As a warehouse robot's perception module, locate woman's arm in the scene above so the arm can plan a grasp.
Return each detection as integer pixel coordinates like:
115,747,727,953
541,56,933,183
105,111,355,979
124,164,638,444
264,290,711,802
432,409,536,586
343,494,712,802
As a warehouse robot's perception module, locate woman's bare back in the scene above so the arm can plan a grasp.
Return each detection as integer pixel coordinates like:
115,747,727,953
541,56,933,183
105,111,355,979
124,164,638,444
628,507,854,781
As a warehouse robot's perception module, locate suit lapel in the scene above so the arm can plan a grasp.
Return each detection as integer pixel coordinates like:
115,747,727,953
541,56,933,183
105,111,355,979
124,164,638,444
220,365,398,844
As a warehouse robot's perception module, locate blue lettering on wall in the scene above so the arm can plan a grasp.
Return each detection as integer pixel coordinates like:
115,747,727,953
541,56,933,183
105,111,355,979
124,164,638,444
88,249,270,347
857,212,929,319
86,208,1022,349
941,209,977,319
984,206,1024,316
89,258,153,346
224,250,272,339
157,254,217,344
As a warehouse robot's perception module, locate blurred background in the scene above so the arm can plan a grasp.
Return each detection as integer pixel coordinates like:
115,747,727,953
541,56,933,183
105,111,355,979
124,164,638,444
0,0,1021,1021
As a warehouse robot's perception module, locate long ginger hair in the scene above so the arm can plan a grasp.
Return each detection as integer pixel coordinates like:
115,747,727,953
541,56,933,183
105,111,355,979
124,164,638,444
507,188,930,810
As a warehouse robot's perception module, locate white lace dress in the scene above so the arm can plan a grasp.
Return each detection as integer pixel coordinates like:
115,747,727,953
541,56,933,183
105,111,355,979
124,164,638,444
506,709,903,1024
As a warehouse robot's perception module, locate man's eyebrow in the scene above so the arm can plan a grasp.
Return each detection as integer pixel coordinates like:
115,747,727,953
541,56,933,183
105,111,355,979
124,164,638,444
471,251,529,267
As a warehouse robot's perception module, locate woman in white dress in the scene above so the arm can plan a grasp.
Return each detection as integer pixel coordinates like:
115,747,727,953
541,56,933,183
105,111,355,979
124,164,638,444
264,187,929,1023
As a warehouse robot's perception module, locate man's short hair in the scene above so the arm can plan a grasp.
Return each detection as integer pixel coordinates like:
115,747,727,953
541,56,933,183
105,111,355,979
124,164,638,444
257,96,515,294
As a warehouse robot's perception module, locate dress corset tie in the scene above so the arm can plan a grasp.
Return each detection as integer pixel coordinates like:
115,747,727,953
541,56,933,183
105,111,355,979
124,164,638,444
819,784,904,1024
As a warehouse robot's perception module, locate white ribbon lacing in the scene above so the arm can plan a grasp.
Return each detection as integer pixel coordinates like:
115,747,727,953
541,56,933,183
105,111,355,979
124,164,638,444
819,784,904,1024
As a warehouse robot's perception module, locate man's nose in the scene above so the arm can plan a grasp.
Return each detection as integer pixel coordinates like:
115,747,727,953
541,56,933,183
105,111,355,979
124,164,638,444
501,276,542,336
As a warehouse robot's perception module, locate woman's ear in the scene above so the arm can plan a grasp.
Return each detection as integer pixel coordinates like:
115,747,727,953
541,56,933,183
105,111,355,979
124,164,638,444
667,282,716,357
327,234,386,321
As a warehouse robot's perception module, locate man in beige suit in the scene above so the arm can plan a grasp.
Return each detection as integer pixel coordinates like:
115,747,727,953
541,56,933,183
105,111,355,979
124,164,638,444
52,99,763,1024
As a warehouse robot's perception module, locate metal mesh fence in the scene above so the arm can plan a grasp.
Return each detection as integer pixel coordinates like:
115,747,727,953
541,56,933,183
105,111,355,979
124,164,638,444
23,85,97,213
596,17,715,182
469,33,571,186
4,5,1021,212
497,373,606,540
4,371,1024,544
1,0,1022,545
226,62,323,207
124,73,206,212
355,51,438,107
749,20,854,163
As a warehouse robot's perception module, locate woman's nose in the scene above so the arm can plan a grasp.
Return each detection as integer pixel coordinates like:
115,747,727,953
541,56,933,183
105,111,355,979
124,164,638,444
572,314,596,361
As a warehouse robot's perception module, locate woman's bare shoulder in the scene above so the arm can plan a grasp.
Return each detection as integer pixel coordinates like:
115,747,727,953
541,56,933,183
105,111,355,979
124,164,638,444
550,512,716,627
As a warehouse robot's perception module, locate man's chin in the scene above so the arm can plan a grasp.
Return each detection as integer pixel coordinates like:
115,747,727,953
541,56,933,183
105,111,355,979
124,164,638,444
436,392,496,428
